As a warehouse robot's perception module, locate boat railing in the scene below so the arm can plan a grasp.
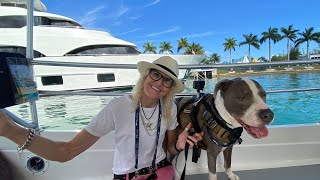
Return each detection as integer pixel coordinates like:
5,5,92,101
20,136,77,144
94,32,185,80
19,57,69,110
4,59,320,130
31,59,320,69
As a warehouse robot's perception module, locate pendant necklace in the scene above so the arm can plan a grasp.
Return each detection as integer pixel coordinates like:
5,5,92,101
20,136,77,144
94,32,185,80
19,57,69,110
139,102,159,135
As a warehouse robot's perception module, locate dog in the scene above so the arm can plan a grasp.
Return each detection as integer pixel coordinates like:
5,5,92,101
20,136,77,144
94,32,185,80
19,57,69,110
174,78,274,180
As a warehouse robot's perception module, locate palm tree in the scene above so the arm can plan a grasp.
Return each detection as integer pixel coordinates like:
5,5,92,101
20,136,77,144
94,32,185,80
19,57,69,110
210,53,220,64
186,42,204,55
294,27,320,59
223,38,237,63
177,37,189,55
239,33,260,63
159,41,173,54
260,27,282,62
281,25,299,60
143,42,157,54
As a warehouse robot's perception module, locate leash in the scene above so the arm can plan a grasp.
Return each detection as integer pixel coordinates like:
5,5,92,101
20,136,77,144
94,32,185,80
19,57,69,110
180,143,189,180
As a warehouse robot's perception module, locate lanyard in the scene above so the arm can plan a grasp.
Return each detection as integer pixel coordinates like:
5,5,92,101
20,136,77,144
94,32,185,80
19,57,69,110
134,102,162,171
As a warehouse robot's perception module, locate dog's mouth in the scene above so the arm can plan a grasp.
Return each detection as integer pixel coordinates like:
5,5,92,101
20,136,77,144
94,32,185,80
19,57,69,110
236,119,268,139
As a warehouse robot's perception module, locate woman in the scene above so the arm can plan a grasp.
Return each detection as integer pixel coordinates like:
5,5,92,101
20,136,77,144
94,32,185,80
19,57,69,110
0,56,203,179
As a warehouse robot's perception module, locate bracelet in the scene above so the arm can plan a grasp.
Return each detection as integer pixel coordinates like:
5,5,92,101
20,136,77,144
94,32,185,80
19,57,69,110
174,143,182,152
17,129,35,159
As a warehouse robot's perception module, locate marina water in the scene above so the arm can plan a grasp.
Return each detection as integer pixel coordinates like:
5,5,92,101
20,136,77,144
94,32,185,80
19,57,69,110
7,72,320,130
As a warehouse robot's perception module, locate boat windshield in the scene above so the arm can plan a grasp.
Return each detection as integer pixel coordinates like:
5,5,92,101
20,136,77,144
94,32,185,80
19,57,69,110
65,45,141,56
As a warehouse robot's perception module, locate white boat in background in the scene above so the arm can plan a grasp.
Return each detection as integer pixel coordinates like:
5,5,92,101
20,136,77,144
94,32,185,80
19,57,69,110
0,0,203,92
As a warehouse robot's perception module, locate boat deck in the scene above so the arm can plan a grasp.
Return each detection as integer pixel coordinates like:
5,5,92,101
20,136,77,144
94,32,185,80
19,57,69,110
186,164,320,180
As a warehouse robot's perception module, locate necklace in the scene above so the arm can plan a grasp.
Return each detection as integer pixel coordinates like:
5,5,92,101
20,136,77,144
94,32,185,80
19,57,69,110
140,113,157,136
139,102,159,136
140,102,158,120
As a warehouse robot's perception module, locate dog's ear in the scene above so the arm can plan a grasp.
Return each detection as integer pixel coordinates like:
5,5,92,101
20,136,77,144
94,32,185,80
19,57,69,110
214,79,231,96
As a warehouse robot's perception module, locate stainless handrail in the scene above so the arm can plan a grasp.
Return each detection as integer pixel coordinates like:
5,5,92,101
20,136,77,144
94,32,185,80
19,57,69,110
27,0,39,130
8,58,320,130
31,59,320,69
39,88,320,97
1,109,37,129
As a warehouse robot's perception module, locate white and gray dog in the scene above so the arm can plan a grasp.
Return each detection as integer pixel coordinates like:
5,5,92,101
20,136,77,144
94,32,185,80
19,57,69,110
174,78,274,180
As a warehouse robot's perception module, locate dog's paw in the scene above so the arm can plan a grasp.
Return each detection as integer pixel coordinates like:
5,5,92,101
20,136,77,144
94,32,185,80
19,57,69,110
208,172,217,180
226,172,239,180
226,168,239,180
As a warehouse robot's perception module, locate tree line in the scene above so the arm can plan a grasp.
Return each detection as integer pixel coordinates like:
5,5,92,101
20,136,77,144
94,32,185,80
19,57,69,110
142,25,320,64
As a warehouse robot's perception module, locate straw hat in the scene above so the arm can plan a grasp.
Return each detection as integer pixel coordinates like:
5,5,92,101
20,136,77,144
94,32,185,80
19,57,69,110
137,56,185,93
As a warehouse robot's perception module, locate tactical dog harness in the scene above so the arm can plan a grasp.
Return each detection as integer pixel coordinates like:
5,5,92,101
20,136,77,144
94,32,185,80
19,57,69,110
177,93,243,149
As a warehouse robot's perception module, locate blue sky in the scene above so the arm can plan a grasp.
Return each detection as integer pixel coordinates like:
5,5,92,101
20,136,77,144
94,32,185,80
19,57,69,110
42,0,320,62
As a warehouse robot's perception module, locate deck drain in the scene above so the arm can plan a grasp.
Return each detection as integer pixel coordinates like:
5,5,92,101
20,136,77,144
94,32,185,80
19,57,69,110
25,156,49,175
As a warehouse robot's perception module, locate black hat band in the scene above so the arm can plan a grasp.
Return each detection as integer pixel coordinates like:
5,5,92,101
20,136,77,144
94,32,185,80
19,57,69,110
155,63,177,77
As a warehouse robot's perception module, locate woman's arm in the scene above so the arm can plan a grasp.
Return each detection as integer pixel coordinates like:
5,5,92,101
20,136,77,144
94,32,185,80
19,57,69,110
0,111,99,162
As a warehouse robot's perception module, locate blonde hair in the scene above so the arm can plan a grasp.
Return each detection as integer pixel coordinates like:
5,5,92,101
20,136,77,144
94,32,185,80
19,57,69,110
132,69,176,124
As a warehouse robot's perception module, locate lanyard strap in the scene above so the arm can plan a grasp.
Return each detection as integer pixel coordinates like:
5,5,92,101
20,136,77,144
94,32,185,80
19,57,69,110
134,102,162,171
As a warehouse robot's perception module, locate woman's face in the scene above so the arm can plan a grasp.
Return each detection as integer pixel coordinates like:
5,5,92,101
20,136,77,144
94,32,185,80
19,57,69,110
142,69,173,101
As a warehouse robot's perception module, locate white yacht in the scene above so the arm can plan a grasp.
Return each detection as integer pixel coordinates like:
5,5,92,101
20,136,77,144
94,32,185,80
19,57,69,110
0,0,203,92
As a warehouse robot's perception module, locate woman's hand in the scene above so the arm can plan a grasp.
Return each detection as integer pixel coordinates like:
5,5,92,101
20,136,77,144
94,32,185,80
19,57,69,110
175,122,204,151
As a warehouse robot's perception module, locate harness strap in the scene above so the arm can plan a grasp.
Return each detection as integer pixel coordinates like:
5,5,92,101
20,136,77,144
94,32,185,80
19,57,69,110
177,97,196,127
190,97,203,133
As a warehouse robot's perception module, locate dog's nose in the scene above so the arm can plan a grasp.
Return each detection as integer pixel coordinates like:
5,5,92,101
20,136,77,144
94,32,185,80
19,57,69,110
259,109,274,123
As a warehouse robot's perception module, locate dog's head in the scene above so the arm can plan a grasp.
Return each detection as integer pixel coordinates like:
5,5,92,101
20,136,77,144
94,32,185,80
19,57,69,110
214,78,274,139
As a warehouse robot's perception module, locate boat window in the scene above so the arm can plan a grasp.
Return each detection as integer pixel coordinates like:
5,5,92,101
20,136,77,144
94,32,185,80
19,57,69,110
97,74,115,82
0,2,27,9
0,16,81,28
49,20,81,27
66,45,140,55
41,76,63,86
34,16,81,27
0,16,26,28
0,47,45,58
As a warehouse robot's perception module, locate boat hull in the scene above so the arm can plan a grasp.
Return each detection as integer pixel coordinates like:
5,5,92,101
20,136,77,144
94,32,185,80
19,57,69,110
34,54,203,91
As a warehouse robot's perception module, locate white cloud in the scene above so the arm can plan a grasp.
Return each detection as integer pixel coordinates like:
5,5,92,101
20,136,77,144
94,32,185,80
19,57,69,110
185,31,214,38
86,6,105,16
146,26,180,37
115,5,129,18
205,51,212,56
143,0,161,8
128,16,141,20
117,28,142,35
78,5,105,27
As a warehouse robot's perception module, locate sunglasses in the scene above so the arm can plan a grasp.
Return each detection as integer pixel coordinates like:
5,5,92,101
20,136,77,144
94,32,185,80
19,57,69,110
148,69,174,88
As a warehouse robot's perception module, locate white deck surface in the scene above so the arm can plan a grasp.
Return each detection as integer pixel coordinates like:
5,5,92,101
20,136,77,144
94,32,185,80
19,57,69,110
186,164,320,180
